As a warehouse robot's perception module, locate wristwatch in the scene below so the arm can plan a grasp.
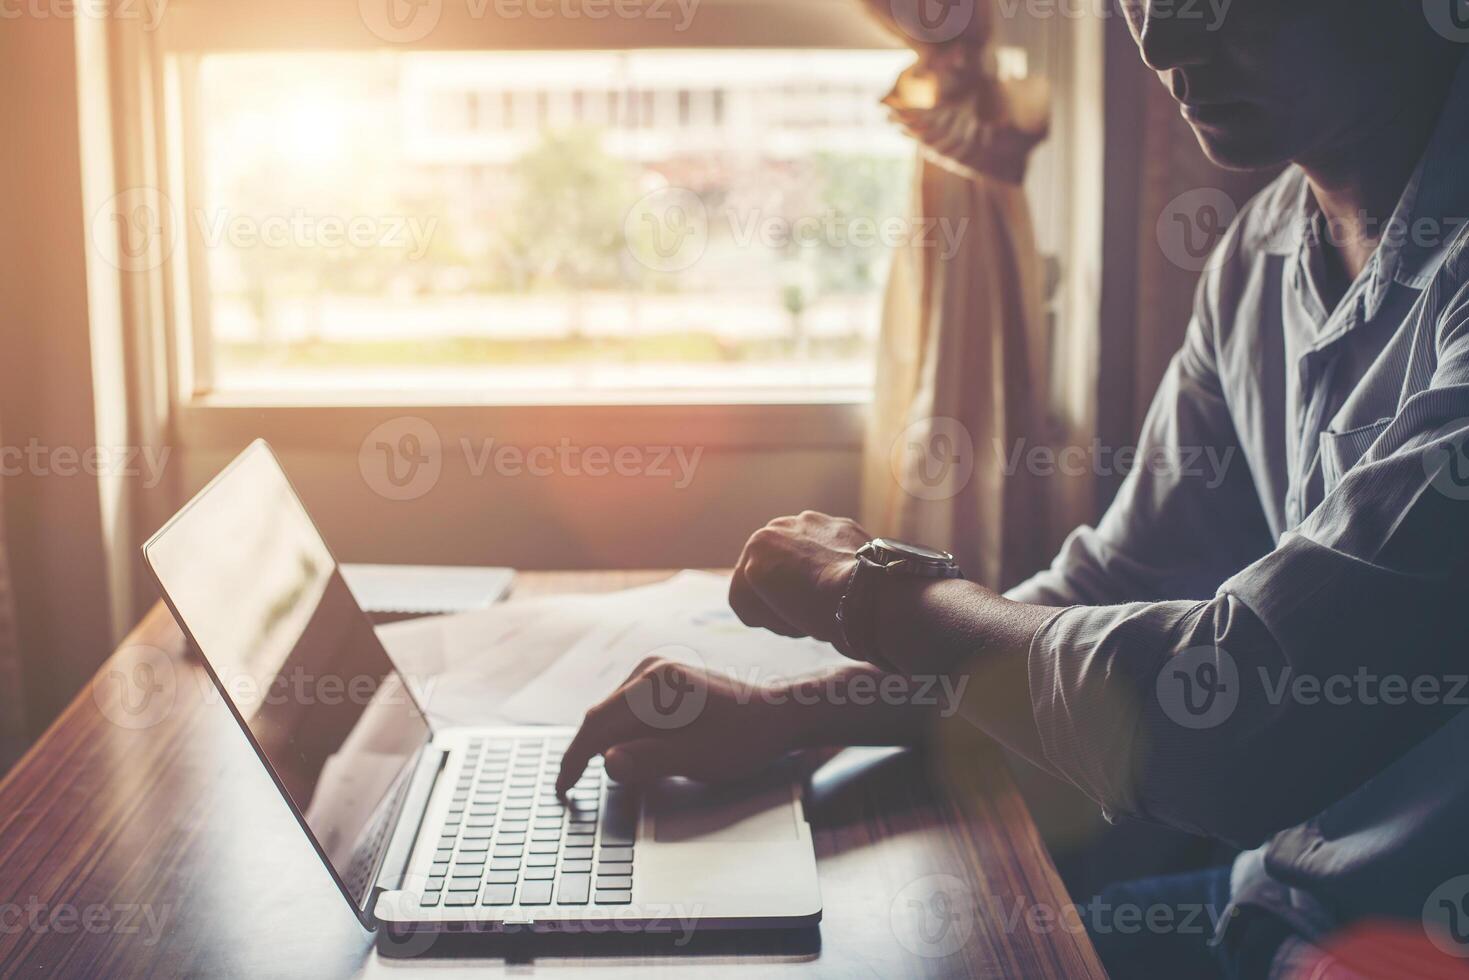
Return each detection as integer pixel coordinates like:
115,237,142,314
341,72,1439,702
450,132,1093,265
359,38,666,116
835,538,964,672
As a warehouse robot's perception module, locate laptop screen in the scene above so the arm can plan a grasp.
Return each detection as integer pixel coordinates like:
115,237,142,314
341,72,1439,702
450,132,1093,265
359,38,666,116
143,441,432,916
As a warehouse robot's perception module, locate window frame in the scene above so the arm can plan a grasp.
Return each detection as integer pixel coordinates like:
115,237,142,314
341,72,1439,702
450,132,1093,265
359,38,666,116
131,0,1098,453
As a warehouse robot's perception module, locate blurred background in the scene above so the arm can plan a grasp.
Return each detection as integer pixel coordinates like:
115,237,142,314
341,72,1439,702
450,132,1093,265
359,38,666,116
0,0,1271,768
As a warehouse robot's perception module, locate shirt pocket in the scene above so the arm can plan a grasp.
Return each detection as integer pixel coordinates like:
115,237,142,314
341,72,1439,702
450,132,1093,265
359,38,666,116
1320,417,1392,496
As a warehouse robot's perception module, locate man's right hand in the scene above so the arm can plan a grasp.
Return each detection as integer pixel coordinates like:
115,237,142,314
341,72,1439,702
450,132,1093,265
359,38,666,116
555,656,805,796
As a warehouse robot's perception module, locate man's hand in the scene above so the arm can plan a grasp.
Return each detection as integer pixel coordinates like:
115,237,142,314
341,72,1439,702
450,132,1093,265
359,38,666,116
556,656,804,796
728,510,869,651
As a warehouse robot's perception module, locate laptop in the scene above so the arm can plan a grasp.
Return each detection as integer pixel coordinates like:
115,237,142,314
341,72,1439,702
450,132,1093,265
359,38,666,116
142,440,822,938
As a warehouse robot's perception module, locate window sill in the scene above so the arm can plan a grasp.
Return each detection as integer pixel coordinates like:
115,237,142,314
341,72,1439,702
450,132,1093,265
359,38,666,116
175,395,868,451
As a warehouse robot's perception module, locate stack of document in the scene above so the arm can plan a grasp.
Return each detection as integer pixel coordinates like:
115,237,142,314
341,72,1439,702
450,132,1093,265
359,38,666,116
376,571,848,730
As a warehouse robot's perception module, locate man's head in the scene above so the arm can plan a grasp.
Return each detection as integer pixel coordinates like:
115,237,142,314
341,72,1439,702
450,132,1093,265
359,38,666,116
1120,0,1463,171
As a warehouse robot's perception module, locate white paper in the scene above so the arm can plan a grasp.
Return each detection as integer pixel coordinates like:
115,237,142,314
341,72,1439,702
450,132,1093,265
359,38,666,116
341,563,516,615
372,572,736,729
498,571,849,725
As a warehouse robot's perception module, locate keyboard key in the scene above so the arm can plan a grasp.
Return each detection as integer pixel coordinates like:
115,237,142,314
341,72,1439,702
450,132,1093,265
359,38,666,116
599,847,634,863
493,846,524,859
597,863,632,877
532,829,562,842
462,829,494,841
523,866,555,880
460,840,490,853
498,833,526,844
595,890,632,905
557,873,591,905
595,874,633,890
487,869,518,884
490,858,522,871
447,879,481,891
529,842,559,854
426,877,446,891
563,846,594,861
431,862,450,876
526,853,557,867
481,885,516,906
450,867,483,879
561,859,592,873
420,893,442,907
519,881,553,905
435,848,454,862
446,893,479,907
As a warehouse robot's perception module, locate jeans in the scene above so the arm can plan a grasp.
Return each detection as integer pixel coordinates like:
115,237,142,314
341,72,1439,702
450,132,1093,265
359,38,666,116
1082,866,1291,980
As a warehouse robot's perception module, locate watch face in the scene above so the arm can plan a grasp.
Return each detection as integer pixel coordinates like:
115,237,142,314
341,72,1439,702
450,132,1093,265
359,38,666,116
870,538,954,564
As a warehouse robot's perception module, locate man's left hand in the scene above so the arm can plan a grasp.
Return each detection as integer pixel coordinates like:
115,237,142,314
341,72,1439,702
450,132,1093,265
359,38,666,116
729,510,869,652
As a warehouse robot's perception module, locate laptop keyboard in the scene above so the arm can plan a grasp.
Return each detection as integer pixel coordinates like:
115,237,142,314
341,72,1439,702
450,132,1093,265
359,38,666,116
418,736,637,910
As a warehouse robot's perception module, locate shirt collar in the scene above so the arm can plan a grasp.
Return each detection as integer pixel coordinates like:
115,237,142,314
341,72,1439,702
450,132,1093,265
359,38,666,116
1258,53,1469,318
1374,52,1469,296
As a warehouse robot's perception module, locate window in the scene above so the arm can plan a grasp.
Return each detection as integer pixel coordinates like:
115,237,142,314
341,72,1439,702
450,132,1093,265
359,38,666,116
182,48,914,402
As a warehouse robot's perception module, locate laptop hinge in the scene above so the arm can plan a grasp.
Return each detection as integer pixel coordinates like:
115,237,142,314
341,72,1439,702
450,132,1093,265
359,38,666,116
370,743,448,919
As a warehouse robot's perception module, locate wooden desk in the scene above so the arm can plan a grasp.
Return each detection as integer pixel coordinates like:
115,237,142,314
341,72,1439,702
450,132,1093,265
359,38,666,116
0,572,1105,978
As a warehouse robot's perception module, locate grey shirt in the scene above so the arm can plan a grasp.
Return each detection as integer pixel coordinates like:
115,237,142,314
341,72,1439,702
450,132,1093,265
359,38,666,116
1006,54,1469,948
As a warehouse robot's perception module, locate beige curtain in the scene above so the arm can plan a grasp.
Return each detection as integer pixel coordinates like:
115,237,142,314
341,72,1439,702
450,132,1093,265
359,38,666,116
861,67,1052,589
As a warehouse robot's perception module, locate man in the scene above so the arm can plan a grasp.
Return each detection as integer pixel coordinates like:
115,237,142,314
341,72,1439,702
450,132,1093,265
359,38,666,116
558,3,1469,975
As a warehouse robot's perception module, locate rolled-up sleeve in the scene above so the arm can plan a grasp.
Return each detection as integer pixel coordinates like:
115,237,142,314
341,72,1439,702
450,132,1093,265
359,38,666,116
1030,278,1469,846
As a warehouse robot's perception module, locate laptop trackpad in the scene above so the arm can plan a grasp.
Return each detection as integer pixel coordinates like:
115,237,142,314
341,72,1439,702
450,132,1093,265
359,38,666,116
649,779,798,843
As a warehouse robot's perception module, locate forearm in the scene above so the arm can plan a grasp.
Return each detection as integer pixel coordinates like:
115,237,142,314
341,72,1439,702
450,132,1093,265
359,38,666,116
777,663,940,749
874,577,1059,770
775,579,1058,769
